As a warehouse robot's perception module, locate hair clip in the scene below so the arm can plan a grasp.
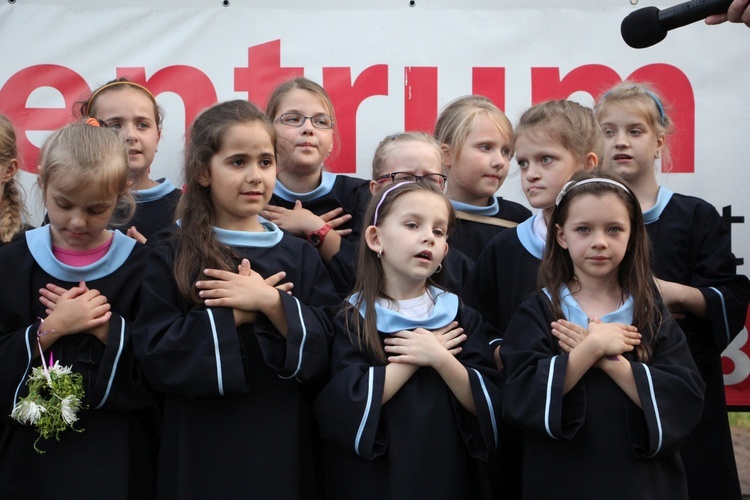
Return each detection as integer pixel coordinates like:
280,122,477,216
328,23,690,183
83,116,106,127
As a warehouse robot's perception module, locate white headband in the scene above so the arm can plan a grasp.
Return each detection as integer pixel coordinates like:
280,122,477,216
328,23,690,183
555,178,632,206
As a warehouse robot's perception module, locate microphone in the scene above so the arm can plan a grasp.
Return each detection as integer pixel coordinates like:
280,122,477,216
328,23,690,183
621,0,733,48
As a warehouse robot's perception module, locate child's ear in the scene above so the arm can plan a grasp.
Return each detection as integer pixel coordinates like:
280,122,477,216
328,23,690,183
369,180,380,196
655,135,665,159
197,168,211,187
442,243,449,260
364,225,381,254
440,143,452,169
1,159,18,183
555,224,568,249
583,152,598,171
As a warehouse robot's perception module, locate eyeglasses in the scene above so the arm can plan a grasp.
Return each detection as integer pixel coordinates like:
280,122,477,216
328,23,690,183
276,112,334,130
374,172,447,190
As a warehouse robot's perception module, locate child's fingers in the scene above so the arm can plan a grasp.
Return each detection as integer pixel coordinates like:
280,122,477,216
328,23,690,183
334,228,353,236
319,206,345,222
202,268,238,281
443,333,467,350
264,270,286,287
237,259,252,276
275,282,294,294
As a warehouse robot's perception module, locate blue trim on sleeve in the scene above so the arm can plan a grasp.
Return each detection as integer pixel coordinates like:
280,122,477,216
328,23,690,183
26,226,136,282
642,364,664,457
450,197,500,217
471,368,499,447
708,287,732,346
642,186,674,225
279,296,307,380
134,178,179,203
545,355,559,439
13,325,35,406
94,316,125,409
273,171,336,203
213,222,284,248
355,367,375,456
516,214,545,259
206,309,225,396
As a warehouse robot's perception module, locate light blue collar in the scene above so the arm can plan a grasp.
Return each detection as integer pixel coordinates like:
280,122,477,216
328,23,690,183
273,171,336,203
213,222,283,248
134,178,178,203
516,213,545,259
450,197,499,216
642,186,674,225
348,286,459,333
543,284,634,328
26,226,136,282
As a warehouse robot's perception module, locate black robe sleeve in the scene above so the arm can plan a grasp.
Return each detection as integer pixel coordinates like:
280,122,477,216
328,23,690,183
502,293,704,458
315,305,502,461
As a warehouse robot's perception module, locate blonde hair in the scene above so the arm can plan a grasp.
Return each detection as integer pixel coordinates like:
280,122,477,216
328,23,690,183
266,77,337,163
371,132,444,179
0,115,28,243
38,120,134,227
434,95,513,161
514,99,604,166
594,82,673,170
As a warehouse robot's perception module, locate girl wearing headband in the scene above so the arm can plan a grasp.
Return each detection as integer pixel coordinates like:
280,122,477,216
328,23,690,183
315,182,502,499
596,81,750,500
79,78,181,241
327,131,473,297
0,119,155,497
502,169,705,498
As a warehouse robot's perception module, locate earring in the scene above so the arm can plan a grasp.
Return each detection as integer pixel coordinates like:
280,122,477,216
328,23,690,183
377,249,383,259
655,150,661,158
433,263,443,274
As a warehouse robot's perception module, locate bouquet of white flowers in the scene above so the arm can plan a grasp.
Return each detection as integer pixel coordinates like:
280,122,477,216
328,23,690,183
11,346,85,454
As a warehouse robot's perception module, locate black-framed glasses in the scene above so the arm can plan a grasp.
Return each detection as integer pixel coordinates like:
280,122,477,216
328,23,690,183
375,172,447,190
276,112,334,130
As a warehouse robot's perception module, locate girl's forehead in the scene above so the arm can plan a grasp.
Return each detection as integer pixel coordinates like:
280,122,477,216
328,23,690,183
279,89,330,113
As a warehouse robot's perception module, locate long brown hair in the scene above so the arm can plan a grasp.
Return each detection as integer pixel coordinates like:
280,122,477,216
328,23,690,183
0,115,28,243
539,169,660,362
173,100,276,305
346,182,456,363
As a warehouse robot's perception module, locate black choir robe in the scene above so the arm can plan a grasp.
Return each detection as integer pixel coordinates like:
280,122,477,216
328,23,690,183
133,223,338,499
0,227,156,499
315,289,502,500
449,196,531,263
113,178,181,239
644,187,750,500
269,171,371,246
502,289,705,499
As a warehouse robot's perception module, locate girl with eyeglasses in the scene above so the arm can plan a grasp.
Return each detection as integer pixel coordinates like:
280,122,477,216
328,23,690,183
328,132,474,298
261,77,371,265
434,95,531,263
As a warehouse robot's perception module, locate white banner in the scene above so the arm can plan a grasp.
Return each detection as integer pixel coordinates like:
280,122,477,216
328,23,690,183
2,0,749,401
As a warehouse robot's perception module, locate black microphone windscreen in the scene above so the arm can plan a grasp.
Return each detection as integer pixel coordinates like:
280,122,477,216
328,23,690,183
621,6,668,49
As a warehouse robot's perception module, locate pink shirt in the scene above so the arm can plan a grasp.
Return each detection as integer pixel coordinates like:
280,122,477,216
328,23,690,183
52,233,114,267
